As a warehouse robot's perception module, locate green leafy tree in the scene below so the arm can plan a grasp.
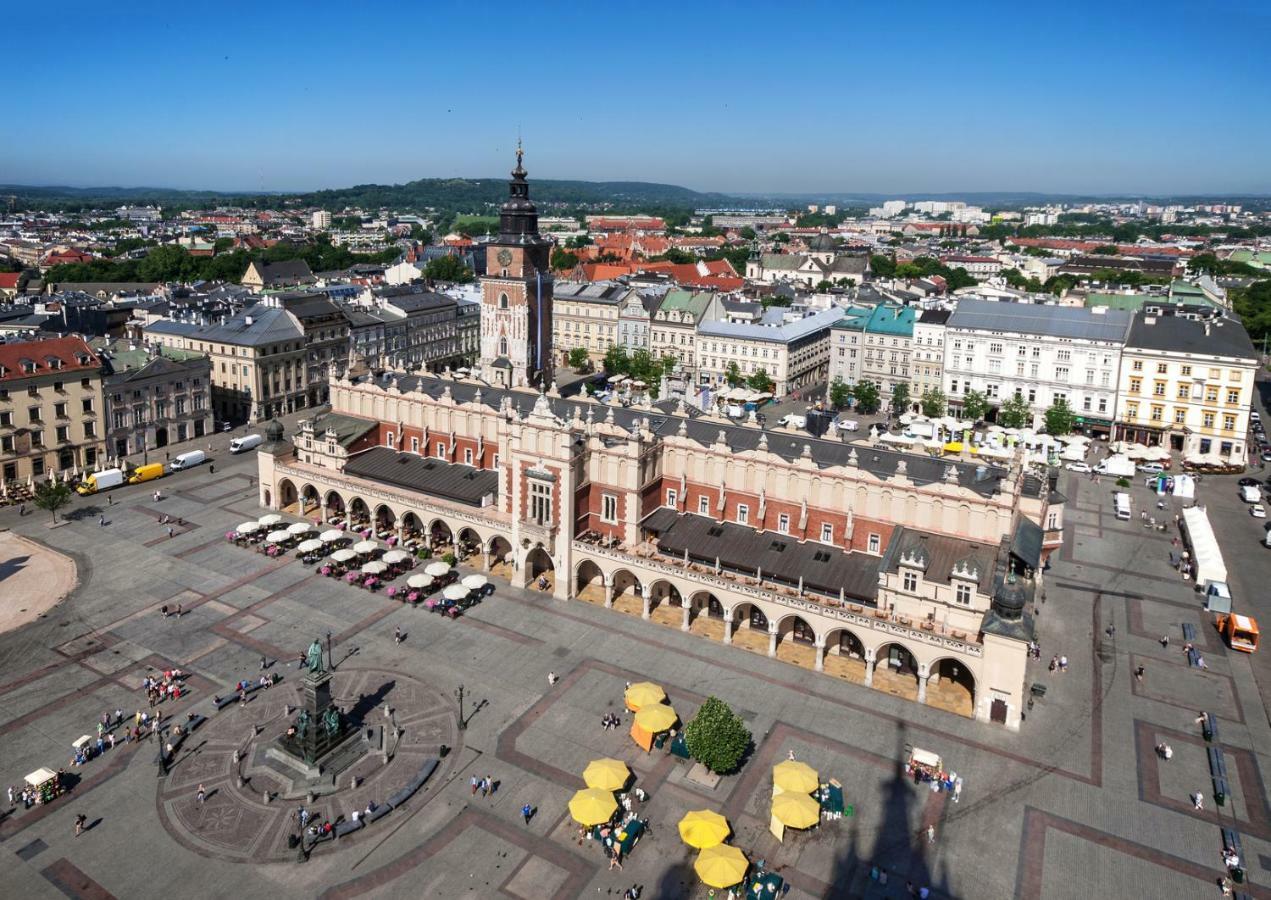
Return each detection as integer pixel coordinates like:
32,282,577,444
423,254,473,283
724,361,743,387
739,226,757,240
653,248,697,264
551,248,579,271
1043,397,1076,436
828,378,851,409
852,380,881,414
998,394,1032,429
920,387,946,418
567,347,589,370
33,479,72,524
961,389,989,421
869,254,896,277
1092,244,1119,255
890,382,911,416
683,696,751,775
814,280,834,292
603,345,631,375
747,368,774,393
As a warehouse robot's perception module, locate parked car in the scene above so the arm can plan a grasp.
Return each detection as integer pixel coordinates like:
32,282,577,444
1241,484,1262,503
777,414,807,429
1240,477,1261,487
1137,463,1165,474
1252,504,1267,519
1262,450,1271,462
1065,462,1093,473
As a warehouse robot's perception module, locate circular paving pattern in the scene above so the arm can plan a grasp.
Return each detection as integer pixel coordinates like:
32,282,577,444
155,666,460,863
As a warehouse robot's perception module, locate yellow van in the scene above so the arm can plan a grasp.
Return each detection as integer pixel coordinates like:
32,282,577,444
128,463,165,485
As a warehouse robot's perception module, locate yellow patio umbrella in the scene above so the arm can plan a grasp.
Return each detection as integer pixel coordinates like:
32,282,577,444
771,790,820,829
694,843,749,888
624,681,666,711
568,787,618,826
772,759,819,794
634,703,677,733
583,758,631,791
677,809,731,849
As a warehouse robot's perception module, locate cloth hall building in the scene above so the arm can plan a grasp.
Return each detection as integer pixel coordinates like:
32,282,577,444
256,152,1053,729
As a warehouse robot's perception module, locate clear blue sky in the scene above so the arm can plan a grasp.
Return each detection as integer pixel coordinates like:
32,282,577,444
4,0,1269,195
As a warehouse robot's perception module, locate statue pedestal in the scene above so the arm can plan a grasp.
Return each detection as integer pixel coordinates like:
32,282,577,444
275,668,352,771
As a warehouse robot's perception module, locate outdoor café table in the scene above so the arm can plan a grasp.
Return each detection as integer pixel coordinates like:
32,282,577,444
748,872,784,897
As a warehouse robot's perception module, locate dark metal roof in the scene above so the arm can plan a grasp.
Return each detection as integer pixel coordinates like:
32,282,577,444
1126,311,1255,360
343,446,498,507
878,526,996,592
641,509,880,601
1011,518,1043,570
382,375,1009,497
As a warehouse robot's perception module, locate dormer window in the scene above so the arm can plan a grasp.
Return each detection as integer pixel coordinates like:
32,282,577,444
902,570,918,592
20,359,35,374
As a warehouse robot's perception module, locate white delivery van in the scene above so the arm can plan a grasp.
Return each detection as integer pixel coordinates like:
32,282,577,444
75,468,125,495
1241,484,1261,503
1113,492,1131,520
230,434,263,453
1095,455,1136,478
169,450,207,471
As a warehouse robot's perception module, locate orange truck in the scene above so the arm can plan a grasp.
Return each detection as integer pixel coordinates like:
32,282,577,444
1216,613,1259,653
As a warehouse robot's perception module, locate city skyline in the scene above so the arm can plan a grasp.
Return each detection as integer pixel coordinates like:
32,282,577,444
4,1,1269,196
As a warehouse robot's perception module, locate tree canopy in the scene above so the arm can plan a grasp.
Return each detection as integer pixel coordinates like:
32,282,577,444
852,380,881,414
890,383,911,416
1044,398,1075,436
828,378,851,409
920,387,946,418
998,394,1032,429
422,254,474,283
33,479,72,524
961,390,989,421
683,696,751,775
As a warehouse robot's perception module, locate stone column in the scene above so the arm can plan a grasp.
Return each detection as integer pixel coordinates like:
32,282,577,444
917,663,929,704
604,574,614,609
814,636,827,672
641,592,652,620
863,647,877,688
681,600,692,632
767,624,779,658
319,502,328,524
723,614,734,645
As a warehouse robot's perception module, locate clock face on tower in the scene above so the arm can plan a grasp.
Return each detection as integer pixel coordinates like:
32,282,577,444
497,249,513,267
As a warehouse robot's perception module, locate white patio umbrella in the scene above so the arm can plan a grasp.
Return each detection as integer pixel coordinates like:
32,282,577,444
258,513,282,527
443,584,468,601
287,522,312,536
266,530,290,543
360,560,388,575
407,573,432,589
296,539,323,554
425,561,451,578
353,540,379,554
382,549,410,564
330,548,357,563
462,574,488,591
237,521,261,535
320,529,345,543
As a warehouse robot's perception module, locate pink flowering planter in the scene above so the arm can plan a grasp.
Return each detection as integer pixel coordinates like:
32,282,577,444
386,586,398,600
345,572,359,584
407,591,420,606
320,566,332,577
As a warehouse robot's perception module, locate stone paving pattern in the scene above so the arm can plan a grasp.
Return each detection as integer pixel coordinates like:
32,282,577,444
0,436,1269,898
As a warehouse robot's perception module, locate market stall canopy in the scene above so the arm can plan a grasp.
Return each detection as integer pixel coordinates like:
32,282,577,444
442,583,468,601
352,540,379,554
382,550,410,564
771,790,820,829
320,529,345,543
25,768,56,787
237,522,261,535
634,703,677,733
677,809,730,849
329,548,357,563
624,682,666,711
296,539,323,553
568,788,618,825
424,561,452,578
772,759,819,794
461,573,488,591
406,574,431,589
266,530,291,543
287,522,312,536
583,758,631,791
360,561,388,575
257,514,282,527
694,844,748,888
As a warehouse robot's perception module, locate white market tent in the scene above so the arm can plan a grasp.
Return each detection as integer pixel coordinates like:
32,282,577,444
1181,507,1227,586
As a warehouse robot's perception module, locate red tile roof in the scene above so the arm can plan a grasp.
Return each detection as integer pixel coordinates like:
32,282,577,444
0,273,20,289
0,336,100,383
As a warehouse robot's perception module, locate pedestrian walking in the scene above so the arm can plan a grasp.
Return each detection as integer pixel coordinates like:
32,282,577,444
486,775,496,797
197,783,206,804
1192,792,1205,810
167,526,174,539
6,785,13,806
98,515,105,527
1135,665,1145,683
1160,635,1170,648
926,824,935,844
471,776,480,796
209,464,214,474
479,777,489,798
953,776,963,803
521,803,533,825
75,813,87,837
394,626,402,644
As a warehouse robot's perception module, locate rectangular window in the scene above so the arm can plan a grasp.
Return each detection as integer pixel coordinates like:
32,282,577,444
867,533,880,553
435,443,446,459
529,479,553,526
28,407,40,423
1227,390,1240,404
1153,382,1166,396
665,488,677,508
698,496,710,515
955,583,972,605
820,523,833,543
1174,408,1186,424
81,398,94,414
777,514,789,534
902,571,918,592
1132,360,1143,371
1180,365,1191,376
736,504,749,525
601,493,618,524
464,448,473,465
55,425,69,443
385,431,394,446
1203,412,1215,428
1224,415,1236,431
0,411,10,427
84,421,95,437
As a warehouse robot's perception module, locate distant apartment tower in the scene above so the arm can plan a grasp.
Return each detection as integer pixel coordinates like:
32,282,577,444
312,210,332,230
824,205,837,216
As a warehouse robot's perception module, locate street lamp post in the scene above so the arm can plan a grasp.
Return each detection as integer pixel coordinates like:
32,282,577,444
455,684,466,731
326,630,333,671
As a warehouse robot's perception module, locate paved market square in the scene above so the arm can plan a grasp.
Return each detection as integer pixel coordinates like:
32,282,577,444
1,434,1270,899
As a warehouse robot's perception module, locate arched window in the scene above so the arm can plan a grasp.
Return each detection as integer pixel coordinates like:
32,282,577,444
499,293,509,310
498,337,508,356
